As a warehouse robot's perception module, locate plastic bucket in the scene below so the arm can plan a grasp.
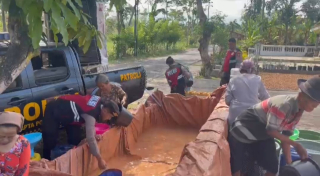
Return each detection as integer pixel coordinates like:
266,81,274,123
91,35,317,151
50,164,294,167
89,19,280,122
51,144,75,160
23,132,42,157
279,159,320,176
290,129,300,141
296,140,320,165
31,153,41,161
115,106,133,127
95,123,110,135
299,130,320,141
99,169,122,176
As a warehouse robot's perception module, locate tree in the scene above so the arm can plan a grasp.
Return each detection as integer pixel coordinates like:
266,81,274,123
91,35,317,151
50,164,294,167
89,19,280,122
168,9,185,23
301,0,320,24
210,13,228,64
110,0,127,34
240,18,262,50
196,0,214,78
228,20,241,33
266,0,300,44
0,2,7,32
0,0,103,94
244,0,265,19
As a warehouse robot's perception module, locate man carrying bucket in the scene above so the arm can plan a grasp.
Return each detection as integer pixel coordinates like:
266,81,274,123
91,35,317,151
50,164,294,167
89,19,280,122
42,94,121,170
229,75,320,176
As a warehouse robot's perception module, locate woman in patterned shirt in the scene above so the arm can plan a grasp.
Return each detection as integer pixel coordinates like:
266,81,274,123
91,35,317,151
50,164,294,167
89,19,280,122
95,74,128,107
0,112,31,176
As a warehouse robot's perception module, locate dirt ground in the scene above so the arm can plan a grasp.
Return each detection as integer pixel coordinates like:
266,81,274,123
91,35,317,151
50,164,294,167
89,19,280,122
260,72,314,91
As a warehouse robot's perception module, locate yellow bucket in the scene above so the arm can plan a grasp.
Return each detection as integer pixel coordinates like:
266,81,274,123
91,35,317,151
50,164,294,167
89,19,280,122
31,153,41,161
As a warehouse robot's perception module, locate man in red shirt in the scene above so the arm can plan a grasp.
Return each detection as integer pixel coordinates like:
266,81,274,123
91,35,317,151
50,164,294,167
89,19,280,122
220,38,242,86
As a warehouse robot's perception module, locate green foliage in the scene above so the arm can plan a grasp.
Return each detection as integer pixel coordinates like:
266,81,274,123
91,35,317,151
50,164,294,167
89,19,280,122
301,0,320,23
241,0,319,46
110,18,184,59
240,18,262,50
211,13,228,49
1,0,103,53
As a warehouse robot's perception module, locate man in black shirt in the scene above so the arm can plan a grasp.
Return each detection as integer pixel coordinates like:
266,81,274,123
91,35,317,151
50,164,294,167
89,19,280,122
42,94,120,170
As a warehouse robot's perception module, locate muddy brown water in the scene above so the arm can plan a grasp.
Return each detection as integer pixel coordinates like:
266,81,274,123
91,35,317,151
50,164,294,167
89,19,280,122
107,127,199,176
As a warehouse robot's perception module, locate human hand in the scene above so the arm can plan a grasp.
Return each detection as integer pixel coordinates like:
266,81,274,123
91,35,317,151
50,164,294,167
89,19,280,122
95,134,102,141
98,158,107,170
121,99,126,106
285,155,293,165
294,143,308,161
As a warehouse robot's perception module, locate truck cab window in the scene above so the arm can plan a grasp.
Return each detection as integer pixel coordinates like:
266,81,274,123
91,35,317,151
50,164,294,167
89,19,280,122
3,75,23,93
31,51,69,85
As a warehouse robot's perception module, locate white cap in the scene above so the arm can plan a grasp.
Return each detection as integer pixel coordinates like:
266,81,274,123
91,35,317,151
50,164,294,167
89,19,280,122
230,68,241,78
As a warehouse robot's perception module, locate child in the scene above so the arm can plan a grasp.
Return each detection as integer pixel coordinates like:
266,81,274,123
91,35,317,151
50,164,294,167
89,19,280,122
0,112,31,176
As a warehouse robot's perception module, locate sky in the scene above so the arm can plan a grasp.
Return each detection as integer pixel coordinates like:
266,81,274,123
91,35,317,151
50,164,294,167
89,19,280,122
125,0,251,22
107,0,306,23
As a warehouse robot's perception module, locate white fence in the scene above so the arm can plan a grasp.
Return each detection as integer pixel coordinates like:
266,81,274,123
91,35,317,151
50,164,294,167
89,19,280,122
249,45,316,57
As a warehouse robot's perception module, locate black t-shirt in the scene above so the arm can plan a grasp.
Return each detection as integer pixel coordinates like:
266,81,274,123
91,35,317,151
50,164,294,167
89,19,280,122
53,95,102,125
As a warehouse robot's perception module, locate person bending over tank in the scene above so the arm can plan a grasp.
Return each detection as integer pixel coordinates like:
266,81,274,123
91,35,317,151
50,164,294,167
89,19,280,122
229,75,320,176
42,94,121,170
165,56,193,96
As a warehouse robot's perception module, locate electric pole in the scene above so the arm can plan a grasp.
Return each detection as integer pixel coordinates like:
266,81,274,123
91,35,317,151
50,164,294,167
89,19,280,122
134,0,139,57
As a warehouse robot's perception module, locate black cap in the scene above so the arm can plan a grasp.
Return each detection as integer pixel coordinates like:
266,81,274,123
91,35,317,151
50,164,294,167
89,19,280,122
298,75,320,102
102,100,120,117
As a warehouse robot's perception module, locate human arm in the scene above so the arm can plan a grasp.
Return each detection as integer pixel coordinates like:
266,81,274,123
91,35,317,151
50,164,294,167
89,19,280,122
258,79,270,101
267,130,307,161
281,130,295,164
15,137,31,176
116,86,127,106
81,114,107,169
225,80,234,106
220,60,225,77
281,142,292,164
265,106,307,161
221,52,230,77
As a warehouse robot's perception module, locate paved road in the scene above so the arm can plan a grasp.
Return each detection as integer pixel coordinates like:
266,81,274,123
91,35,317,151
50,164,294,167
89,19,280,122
109,48,203,94
110,49,320,131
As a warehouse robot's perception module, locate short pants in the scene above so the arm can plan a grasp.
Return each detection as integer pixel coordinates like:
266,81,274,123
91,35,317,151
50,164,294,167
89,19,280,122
228,133,278,174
